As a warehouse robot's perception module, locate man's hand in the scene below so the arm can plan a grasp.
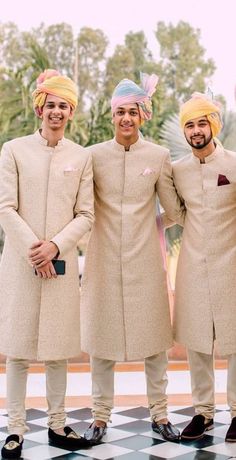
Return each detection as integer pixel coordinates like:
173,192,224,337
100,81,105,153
29,240,59,268
35,261,57,279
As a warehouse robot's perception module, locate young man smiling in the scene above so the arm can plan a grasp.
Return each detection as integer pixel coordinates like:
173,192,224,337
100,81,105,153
172,92,236,442
0,69,94,457
81,74,185,444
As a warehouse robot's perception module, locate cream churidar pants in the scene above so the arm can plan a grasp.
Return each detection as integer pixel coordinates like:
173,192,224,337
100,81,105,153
6,357,67,435
188,350,236,419
91,352,168,423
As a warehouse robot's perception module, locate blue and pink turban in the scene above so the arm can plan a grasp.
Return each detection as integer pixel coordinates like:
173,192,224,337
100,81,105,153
32,69,78,116
111,72,159,122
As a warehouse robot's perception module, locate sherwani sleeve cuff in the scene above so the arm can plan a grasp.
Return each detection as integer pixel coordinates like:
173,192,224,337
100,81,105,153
156,150,185,226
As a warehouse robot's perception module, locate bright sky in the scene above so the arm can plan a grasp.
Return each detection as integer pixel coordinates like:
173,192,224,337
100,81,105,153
1,0,236,110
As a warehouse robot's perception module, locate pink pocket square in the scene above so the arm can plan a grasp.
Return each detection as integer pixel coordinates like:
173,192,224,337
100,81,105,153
217,174,230,186
141,167,156,176
64,166,79,172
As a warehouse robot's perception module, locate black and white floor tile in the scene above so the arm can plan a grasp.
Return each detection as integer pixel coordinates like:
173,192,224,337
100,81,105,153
0,405,235,459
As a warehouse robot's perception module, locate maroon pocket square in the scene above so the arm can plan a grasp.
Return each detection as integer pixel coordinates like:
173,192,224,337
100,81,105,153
217,174,230,186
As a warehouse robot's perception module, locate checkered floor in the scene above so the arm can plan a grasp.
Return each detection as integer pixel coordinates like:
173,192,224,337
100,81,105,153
0,405,235,459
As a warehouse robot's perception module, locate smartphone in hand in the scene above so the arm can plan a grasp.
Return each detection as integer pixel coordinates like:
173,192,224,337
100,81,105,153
34,259,66,275
52,259,66,275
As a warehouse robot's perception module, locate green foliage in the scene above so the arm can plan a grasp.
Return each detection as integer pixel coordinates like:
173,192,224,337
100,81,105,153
0,38,51,144
220,111,236,151
0,22,26,70
84,99,114,146
0,19,236,254
0,19,235,153
104,45,136,97
124,31,153,80
76,27,108,109
29,23,75,77
155,21,216,114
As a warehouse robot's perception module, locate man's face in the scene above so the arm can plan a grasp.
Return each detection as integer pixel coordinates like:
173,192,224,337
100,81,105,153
184,116,212,150
112,104,141,144
41,94,73,131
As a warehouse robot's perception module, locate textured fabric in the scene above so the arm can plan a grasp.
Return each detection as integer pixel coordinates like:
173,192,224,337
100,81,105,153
32,69,78,115
6,358,67,434
227,354,236,417
173,146,236,355
46,360,67,430
187,350,215,420
6,358,30,435
111,73,158,121
0,131,94,360
81,137,185,361
91,357,115,423
144,352,168,421
188,350,236,419
91,353,168,422
179,92,222,137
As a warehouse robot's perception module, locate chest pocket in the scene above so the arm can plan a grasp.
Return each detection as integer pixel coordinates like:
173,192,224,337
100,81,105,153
206,183,236,210
62,170,81,200
129,173,157,200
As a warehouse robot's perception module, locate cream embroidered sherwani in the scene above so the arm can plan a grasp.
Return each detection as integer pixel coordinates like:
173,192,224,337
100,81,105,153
0,130,94,361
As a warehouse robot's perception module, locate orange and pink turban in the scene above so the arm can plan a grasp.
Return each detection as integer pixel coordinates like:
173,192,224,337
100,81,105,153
111,72,158,121
180,92,222,137
32,69,78,116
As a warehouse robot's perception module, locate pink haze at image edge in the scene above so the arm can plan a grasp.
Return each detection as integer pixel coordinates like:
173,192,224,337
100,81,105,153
1,0,236,110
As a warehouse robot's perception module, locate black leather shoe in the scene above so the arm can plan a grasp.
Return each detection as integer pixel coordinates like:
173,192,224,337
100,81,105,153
48,426,91,450
225,416,236,442
1,434,24,459
152,420,180,442
84,422,107,444
181,414,214,440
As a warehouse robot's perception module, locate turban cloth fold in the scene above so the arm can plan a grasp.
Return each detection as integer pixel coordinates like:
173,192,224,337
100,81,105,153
32,69,78,116
180,92,222,138
111,72,158,121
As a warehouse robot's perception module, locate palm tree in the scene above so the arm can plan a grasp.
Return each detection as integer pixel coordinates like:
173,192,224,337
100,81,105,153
0,38,52,147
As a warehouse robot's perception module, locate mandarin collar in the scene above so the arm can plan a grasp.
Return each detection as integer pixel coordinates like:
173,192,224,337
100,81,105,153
192,144,223,164
34,129,66,147
111,136,143,152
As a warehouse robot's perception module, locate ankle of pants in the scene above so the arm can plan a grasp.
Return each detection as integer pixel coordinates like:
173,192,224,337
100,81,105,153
149,398,168,422
46,359,67,430
47,411,67,430
8,421,29,436
92,403,111,424
6,357,30,436
149,403,168,422
195,409,215,420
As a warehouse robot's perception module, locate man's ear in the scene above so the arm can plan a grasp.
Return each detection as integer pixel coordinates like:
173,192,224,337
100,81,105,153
35,107,43,119
69,108,75,120
69,109,75,120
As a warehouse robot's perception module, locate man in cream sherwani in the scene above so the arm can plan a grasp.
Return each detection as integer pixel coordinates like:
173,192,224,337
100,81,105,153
0,69,93,458
81,74,185,444
172,93,236,442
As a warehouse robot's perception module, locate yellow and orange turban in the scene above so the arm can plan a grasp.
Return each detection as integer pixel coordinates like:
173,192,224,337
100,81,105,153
32,69,78,116
179,92,222,137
